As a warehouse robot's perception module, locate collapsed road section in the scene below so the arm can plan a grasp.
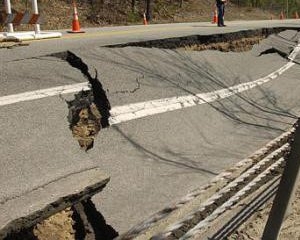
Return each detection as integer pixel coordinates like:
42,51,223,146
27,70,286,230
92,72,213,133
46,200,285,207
117,125,294,240
2,27,300,240
104,27,300,52
0,168,110,239
50,51,111,151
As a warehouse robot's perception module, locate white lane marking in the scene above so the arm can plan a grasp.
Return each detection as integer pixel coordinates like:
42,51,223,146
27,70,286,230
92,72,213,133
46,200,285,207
109,61,295,125
0,82,89,106
1,43,299,125
109,43,300,124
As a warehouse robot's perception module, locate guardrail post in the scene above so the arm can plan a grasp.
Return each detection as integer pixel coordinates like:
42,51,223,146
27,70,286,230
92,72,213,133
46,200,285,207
262,119,300,240
4,0,14,33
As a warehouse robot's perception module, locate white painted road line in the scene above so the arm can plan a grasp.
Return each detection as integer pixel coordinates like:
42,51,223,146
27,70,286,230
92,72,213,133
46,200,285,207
1,43,299,126
0,82,89,106
111,42,300,125
109,61,295,125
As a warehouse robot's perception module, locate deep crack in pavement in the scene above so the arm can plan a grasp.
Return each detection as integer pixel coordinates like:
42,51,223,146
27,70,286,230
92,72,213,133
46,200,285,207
50,51,111,151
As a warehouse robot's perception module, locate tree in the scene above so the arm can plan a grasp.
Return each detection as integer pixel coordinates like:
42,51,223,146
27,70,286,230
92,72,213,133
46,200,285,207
131,0,136,12
179,0,184,7
145,0,152,21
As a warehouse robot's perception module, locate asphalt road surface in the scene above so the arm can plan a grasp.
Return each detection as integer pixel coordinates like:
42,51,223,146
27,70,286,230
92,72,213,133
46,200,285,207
1,20,300,234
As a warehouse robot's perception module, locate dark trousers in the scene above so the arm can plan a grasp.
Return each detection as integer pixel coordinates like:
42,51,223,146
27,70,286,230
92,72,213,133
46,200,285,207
217,4,225,26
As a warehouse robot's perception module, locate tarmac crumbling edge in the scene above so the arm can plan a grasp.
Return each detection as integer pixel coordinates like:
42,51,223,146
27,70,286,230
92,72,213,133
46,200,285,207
0,167,110,239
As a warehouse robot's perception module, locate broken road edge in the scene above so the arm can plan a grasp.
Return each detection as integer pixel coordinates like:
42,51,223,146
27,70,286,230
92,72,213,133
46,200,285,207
0,167,110,239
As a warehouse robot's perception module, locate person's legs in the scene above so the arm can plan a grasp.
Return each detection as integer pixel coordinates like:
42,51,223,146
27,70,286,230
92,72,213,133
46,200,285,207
222,4,226,26
217,4,224,26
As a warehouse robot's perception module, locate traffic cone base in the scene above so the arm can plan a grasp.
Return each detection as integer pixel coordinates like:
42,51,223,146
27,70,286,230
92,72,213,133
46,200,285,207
211,10,218,24
143,12,148,25
67,20,85,33
280,11,284,20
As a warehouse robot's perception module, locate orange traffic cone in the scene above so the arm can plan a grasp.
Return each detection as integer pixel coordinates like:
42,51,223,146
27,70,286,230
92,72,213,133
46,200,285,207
143,12,148,25
280,11,284,20
68,1,85,33
294,11,299,19
211,9,218,24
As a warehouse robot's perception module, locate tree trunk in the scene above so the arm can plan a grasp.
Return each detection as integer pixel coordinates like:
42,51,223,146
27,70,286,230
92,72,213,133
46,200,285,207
145,0,152,21
131,0,136,12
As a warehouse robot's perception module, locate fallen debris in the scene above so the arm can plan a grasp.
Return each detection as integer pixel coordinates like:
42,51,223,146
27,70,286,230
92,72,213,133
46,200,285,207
0,39,29,49
67,91,102,151
259,47,288,58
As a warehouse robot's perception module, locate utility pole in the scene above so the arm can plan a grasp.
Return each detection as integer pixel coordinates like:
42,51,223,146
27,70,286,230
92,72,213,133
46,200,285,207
180,0,183,8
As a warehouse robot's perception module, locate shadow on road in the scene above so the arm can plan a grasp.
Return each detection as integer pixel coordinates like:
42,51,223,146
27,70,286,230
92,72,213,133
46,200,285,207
113,125,218,176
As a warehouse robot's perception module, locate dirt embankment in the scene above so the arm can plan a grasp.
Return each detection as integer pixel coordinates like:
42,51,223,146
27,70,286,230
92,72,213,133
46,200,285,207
229,184,300,240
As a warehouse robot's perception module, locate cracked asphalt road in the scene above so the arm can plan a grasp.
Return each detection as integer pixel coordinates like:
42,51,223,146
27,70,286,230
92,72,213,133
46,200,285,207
1,20,300,234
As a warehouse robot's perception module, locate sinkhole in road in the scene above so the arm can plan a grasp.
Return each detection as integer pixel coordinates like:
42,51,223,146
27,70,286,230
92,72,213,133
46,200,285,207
50,51,111,151
105,27,300,53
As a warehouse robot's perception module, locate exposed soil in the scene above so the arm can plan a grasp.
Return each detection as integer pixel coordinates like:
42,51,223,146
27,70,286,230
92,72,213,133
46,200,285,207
182,36,264,52
8,179,300,240
228,183,300,240
33,209,75,240
105,27,298,50
5,200,118,240
4,209,74,240
49,51,111,151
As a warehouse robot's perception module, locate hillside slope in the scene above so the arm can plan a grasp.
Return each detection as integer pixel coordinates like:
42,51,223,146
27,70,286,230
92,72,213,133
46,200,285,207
1,0,280,31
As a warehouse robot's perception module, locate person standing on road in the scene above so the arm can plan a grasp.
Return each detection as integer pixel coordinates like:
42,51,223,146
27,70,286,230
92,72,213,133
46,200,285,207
216,0,226,27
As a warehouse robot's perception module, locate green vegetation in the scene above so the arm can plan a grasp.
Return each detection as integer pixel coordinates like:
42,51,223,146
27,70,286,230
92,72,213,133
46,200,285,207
0,0,299,31
231,0,300,17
